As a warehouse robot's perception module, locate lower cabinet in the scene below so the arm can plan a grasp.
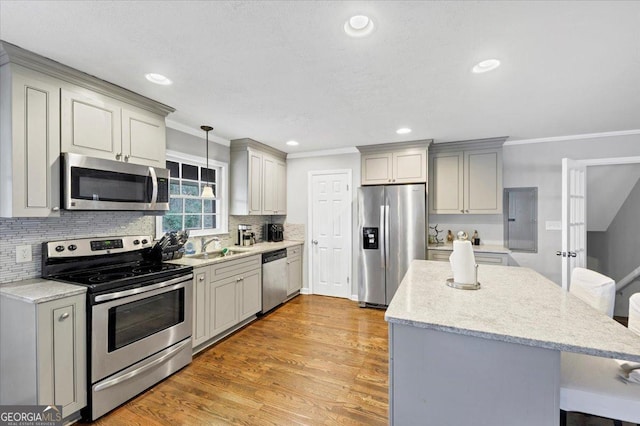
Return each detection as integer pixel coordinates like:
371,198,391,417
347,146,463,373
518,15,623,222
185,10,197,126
428,249,509,266
191,255,262,350
0,292,87,419
286,245,303,296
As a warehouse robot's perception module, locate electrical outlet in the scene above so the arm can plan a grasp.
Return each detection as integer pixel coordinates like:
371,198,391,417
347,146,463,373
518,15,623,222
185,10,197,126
16,245,32,263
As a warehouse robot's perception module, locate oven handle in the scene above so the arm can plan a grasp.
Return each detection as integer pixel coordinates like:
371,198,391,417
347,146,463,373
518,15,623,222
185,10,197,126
94,274,193,303
149,166,158,206
93,339,191,392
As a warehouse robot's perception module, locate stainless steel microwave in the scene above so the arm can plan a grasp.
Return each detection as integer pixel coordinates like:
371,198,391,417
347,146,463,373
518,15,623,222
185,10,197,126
63,153,170,211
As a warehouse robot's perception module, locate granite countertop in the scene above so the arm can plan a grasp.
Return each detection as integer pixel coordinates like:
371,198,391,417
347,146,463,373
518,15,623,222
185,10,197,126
385,260,640,362
428,243,511,254
0,278,86,304
167,240,304,268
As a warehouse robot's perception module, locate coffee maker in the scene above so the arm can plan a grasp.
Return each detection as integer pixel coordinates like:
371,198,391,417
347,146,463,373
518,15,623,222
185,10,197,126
237,224,254,246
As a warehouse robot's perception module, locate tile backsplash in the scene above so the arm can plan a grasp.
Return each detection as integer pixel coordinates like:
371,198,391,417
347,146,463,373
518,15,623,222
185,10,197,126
0,212,154,284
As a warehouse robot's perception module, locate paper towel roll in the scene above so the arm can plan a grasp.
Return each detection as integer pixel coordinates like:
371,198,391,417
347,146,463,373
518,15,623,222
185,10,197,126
449,240,477,284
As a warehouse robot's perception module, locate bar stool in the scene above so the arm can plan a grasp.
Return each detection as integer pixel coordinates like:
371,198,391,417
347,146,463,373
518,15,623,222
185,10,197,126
629,292,640,335
560,271,640,426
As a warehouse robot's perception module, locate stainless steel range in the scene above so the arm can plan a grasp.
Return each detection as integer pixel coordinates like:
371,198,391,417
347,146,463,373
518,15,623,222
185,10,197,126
41,235,193,421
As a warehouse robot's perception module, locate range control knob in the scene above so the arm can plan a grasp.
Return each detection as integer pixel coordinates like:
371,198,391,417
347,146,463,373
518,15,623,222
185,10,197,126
141,239,148,244
67,244,77,251
133,239,140,245
55,245,65,252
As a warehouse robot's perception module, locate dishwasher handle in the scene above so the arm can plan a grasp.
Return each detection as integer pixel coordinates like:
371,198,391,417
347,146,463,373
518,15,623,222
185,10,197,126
262,248,287,263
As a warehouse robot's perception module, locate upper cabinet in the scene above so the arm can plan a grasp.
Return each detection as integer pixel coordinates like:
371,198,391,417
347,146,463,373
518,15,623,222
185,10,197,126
61,88,166,167
0,41,174,217
357,140,432,186
0,64,61,217
429,137,507,215
230,138,287,215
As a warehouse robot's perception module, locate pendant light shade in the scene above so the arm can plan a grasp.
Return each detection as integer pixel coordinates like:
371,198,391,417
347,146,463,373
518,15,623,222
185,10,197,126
200,125,215,198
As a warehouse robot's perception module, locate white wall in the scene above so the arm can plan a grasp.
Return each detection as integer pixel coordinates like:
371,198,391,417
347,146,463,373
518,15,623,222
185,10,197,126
286,153,361,296
502,133,640,284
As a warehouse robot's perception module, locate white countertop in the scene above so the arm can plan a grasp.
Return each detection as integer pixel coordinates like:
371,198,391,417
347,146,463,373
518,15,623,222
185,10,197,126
0,278,86,303
385,260,640,362
428,243,511,254
167,240,304,268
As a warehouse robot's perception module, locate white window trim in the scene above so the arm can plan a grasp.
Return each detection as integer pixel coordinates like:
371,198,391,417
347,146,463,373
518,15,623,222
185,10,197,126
155,150,229,238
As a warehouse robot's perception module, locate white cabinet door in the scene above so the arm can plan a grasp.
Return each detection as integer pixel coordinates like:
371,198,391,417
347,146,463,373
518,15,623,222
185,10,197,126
1,68,61,217
287,254,302,296
275,159,287,214
61,88,122,161
393,150,427,184
262,154,277,213
248,151,263,215
465,149,502,214
210,276,238,337
192,268,209,348
36,294,87,418
121,107,166,167
238,269,262,321
361,152,393,185
429,151,464,214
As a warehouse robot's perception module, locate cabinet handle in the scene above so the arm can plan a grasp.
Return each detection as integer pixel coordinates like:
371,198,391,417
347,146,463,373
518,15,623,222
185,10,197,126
52,207,60,211
116,153,122,160
236,277,243,282
124,155,130,162
198,276,205,281
59,312,70,321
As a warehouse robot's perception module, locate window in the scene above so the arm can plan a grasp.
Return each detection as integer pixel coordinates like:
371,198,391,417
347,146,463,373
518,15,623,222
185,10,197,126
156,151,228,237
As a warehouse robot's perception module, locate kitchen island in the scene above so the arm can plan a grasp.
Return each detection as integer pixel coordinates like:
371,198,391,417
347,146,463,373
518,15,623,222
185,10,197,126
385,260,640,425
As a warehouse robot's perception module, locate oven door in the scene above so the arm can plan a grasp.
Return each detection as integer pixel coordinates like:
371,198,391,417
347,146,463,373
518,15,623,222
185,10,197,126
91,274,192,383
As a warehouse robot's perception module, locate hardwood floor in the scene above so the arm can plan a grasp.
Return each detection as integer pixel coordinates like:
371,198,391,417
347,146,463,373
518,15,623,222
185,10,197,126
86,295,632,425
89,295,388,425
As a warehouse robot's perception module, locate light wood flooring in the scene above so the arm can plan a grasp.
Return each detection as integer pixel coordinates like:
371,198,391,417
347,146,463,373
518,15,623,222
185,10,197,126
87,295,633,426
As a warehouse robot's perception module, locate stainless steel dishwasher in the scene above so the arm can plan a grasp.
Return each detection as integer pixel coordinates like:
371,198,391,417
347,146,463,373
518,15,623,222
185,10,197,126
261,249,288,313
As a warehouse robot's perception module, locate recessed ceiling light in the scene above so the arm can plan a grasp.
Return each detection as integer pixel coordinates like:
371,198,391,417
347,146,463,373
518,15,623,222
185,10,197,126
286,140,299,146
344,15,374,37
145,73,172,85
396,128,412,135
472,59,501,74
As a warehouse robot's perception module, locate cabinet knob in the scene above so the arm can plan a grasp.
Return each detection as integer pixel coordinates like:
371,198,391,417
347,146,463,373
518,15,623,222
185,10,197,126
124,155,130,162
115,153,122,160
59,312,70,321
52,207,60,211
465,209,469,213
388,179,391,182
198,276,205,282
392,179,396,182
460,209,464,213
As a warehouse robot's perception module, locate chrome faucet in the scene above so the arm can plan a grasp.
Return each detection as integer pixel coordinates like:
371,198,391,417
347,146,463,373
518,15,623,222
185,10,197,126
201,236,220,255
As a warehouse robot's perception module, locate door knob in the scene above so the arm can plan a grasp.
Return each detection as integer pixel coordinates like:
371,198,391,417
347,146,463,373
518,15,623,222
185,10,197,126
556,251,566,257
312,240,318,245
568,252,577,258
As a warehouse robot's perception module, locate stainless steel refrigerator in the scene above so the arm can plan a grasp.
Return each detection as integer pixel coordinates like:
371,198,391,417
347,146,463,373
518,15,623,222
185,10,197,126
358,184,426,307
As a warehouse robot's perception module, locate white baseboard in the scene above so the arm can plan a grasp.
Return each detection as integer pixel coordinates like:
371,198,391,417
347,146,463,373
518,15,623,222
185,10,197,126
350,294,359,302
300,287,311,295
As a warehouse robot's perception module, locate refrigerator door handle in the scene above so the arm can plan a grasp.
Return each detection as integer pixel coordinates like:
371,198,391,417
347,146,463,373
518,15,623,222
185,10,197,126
384,204,390,268
380,205,385,268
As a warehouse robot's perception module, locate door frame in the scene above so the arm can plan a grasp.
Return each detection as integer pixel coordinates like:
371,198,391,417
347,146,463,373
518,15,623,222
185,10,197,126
561,155,640,290
306,169,353,296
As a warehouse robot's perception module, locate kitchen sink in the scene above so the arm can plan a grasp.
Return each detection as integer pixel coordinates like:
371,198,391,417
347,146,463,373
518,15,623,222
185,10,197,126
188,248,251,260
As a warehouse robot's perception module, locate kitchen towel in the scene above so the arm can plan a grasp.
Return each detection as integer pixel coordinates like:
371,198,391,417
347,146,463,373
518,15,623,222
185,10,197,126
449,240,477,285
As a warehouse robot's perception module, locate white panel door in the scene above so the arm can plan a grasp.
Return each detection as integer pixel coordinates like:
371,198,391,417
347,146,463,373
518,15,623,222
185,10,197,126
561,158,587,291
310,172,351,298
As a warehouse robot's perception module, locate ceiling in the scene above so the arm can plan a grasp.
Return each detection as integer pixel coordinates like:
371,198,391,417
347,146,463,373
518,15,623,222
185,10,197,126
1,1,639,154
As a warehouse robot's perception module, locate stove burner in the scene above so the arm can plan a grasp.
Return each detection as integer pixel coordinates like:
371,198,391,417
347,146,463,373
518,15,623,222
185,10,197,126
88,272,135,283
132,265,166,274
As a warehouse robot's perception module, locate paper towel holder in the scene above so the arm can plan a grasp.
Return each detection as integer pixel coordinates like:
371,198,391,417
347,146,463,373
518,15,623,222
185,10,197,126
446,264,481,290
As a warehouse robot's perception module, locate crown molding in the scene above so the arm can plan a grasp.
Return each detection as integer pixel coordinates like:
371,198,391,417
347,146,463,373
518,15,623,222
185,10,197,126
504,129,640,146
165,120,230,147
287,147,359,159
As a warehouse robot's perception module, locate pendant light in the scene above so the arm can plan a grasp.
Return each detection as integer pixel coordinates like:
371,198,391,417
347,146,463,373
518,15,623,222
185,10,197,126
200,125,215,198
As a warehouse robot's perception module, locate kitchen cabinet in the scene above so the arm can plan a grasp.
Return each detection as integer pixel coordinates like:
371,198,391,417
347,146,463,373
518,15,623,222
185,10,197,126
230,138,287,215
357,140,432,186
191,255,262,351
61,87,166,168
427,248,509,266
0,291,86,419
429,137,506,215
0,64,61,217
286,244,303,296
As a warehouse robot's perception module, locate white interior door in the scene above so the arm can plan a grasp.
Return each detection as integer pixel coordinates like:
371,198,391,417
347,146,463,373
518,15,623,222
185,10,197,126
561,158,587,290
309,171,351,298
